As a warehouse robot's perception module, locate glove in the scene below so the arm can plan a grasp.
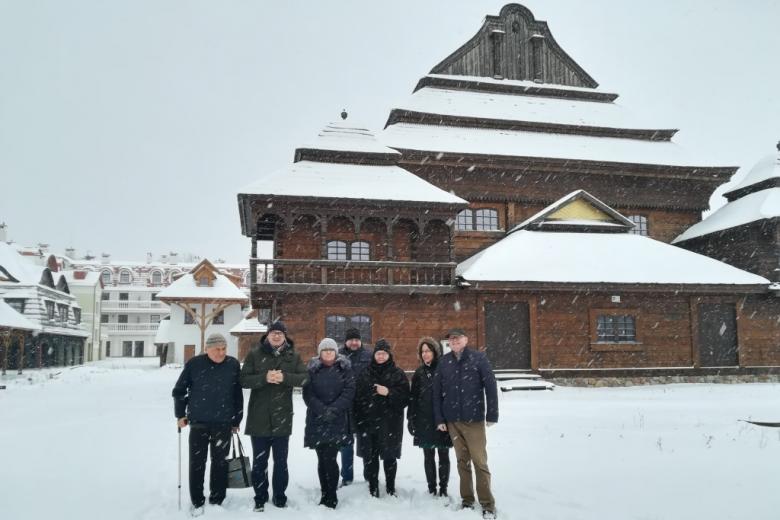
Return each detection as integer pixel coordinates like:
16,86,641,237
407,422,416,436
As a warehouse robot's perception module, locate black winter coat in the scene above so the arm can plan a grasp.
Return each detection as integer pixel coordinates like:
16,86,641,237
339,345,372,431
172,354,243,427
303,355,355,448
353,357,409,460
408,362,452,449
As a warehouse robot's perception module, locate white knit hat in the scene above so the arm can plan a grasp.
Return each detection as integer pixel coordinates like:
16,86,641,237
317,338,338,355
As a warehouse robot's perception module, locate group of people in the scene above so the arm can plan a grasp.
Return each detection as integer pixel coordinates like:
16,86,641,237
172,321,499,519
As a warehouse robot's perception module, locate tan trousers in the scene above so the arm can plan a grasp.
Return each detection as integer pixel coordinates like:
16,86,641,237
448,421,495,511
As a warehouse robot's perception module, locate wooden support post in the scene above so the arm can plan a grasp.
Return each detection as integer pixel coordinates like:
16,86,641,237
18,332,24,375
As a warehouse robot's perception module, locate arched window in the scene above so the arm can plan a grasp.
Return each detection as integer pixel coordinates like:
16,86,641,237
150,270,163,286
474,209,499,231
119,270,132,284
350,241,370,261
101,270,112,285
628,215,648,236
327,241,347,260
456,209,473,230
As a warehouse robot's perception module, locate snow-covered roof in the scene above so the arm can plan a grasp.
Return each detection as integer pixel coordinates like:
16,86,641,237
724,150,780,195
673,188,780,243
381,123,720,168
154,318,172,344
238,160,467,205
396,87,667,131
0,242,42,284
229,315,268,335
0,299,40,331
457,231,769,286
156,272,248,302
300,121,401,156
62,271,102,286
426,74,611,94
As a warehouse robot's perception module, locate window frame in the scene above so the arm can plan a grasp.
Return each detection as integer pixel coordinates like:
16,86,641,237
456,208,500,231
325,314,372,346
589,308,642,352
119,270,132,284
627,215,649,236
326,240,371,261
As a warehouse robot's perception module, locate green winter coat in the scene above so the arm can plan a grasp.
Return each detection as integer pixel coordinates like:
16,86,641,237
240,336,308,437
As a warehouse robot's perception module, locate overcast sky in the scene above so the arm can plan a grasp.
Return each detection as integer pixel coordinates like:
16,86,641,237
1,0,779,264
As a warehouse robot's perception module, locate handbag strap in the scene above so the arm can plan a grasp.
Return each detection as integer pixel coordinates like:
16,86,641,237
234,433,246,458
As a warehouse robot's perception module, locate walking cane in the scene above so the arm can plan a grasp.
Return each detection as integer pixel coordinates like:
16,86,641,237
178,426,182,511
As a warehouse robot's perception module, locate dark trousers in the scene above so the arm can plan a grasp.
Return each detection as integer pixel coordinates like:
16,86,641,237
339,438,354,482
188,425,231,508
363,437,397,493
250,436,289,507
316,444,340,506
423,448,451,492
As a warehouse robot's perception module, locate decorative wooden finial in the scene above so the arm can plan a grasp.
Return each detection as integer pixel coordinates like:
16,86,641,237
340,109,348,120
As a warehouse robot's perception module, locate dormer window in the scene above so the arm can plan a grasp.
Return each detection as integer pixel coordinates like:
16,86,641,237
119,270,132,284
101,270,112,285
197,276,211,287
151,270,163,286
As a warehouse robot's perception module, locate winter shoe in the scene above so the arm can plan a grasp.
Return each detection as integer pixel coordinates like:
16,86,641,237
438,487,448,498
272,497,287,508
339,479,352,488
253,503,265,512
369,486,380,498
190,505,205,517
386,486,397,497
460,501,476,510
428,486,437,496
482,509,497,519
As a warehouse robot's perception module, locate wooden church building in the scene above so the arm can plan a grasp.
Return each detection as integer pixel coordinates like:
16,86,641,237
237,4,779,376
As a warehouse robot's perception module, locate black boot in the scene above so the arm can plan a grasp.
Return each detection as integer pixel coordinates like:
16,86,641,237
438,487,448,497
423,449,437,495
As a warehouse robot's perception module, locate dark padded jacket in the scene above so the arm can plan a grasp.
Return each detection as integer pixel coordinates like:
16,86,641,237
172,354,243,427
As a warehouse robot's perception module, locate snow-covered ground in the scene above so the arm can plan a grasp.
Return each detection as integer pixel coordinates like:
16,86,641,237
2,359,779,520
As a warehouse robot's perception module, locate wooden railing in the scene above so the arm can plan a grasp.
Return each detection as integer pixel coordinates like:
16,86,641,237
250,258,456,287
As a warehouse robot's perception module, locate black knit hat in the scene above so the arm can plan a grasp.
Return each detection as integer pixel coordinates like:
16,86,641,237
344,327,361,342
373,338,392,353
268,321,287,334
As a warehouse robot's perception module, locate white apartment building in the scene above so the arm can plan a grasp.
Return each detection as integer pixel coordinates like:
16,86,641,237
63,253,252,358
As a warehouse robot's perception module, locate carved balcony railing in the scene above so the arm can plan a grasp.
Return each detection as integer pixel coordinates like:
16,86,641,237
249,258,457,292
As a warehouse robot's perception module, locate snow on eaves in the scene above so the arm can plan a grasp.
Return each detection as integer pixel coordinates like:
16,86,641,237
426,74,612,94
673,188,780,243
381,123,719,168
229,315,268,335
156,274,248,301
396,86,667,130
725,151,780,195
300,121,401,156
239,161,467,205
0,299,41,331
457,231,769,286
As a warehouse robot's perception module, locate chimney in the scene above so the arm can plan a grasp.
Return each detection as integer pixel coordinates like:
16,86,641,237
38,243,49,254
147,252,153,264
101,253,111,264
74,270,87,280
0,222,7,243
169,252,179,263
65,247,76,258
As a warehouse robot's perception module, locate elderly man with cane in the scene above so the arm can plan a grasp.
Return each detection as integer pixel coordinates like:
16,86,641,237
173,333,244,517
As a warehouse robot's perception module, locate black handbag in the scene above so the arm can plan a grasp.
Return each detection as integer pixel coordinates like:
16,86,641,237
227,434,252,488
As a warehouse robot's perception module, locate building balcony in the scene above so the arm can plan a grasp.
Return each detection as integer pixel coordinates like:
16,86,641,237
104,323,160,334
101,301,169,312
250,258,457,294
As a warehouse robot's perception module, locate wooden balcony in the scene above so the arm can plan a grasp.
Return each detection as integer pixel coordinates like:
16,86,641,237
250,258,457,294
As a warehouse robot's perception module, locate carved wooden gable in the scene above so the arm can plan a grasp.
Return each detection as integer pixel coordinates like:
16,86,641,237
430,3,598,88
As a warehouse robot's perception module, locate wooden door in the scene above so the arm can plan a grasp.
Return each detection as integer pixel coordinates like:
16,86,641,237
184,344,196,363
698,303,738,367
485,302,531,369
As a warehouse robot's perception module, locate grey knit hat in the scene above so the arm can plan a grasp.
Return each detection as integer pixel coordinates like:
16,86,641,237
317,337,338,355
205,333,227,348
